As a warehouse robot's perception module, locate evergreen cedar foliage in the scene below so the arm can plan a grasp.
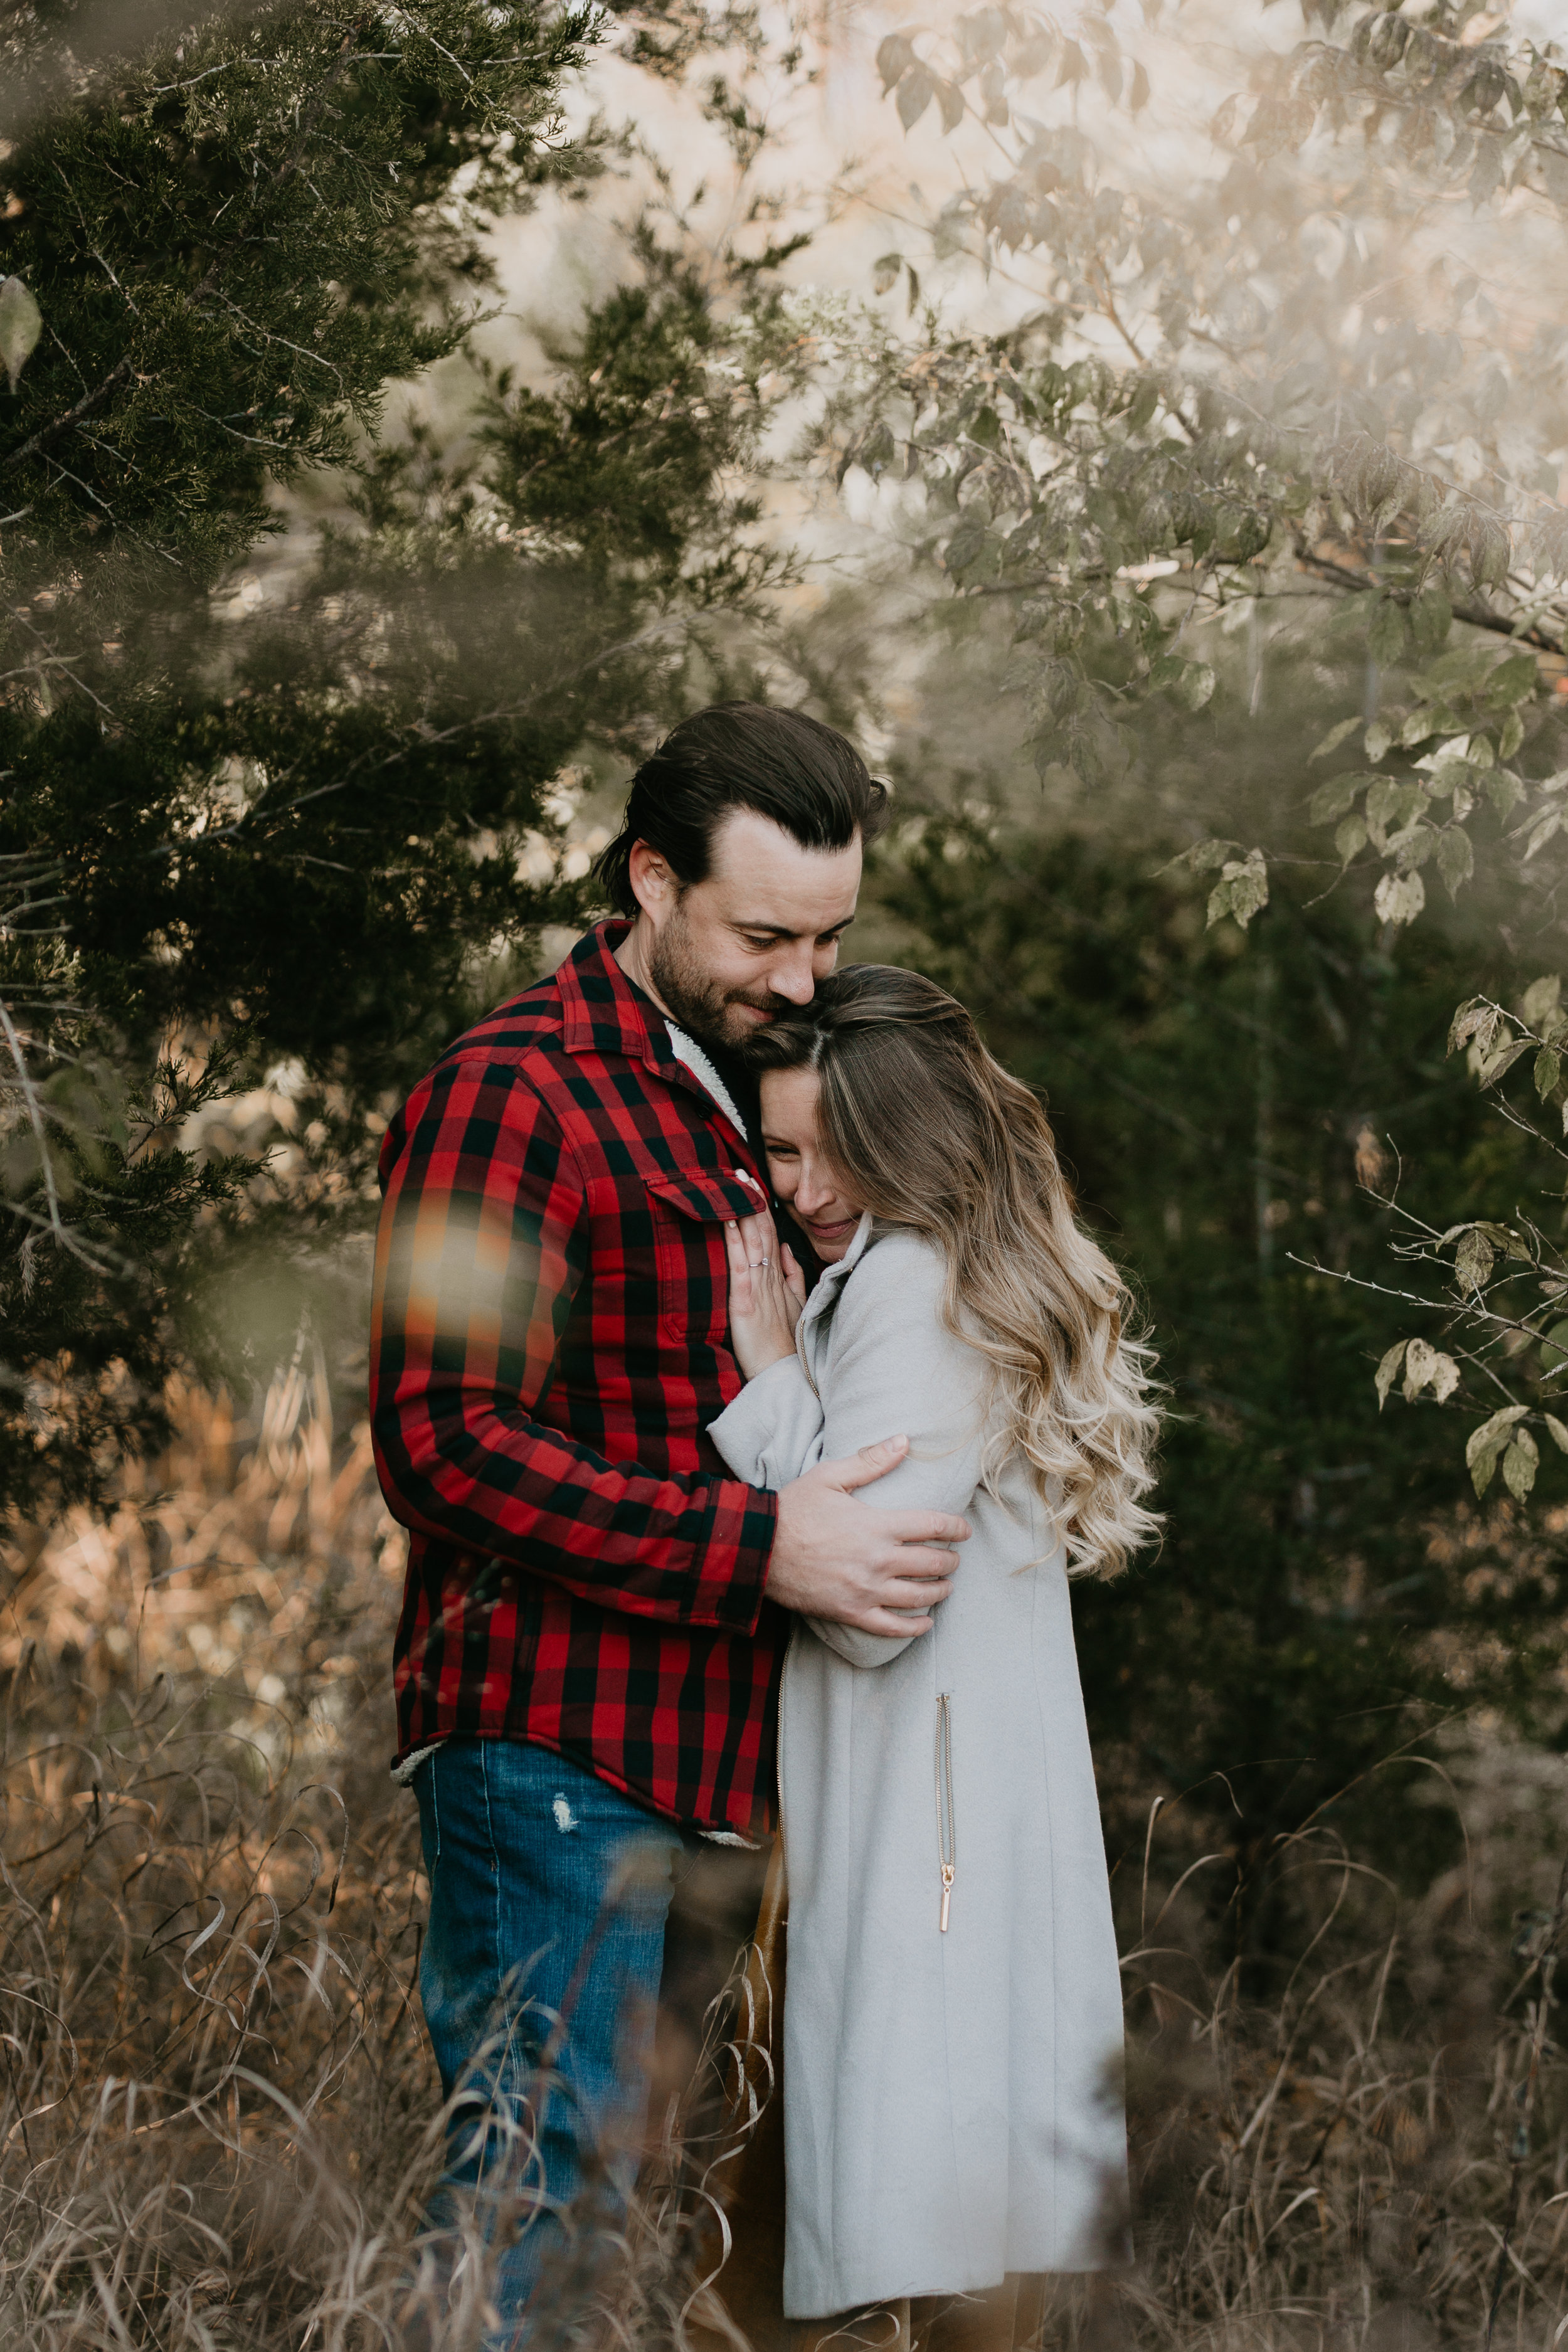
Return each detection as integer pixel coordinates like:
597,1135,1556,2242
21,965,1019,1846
1,0,586,591
0,1,798,1517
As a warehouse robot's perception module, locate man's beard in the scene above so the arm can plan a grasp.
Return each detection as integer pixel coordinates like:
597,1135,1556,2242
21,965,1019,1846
647,903,791,1059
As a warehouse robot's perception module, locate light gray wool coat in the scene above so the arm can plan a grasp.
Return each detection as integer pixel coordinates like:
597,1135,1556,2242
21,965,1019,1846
708,1217,1128,2321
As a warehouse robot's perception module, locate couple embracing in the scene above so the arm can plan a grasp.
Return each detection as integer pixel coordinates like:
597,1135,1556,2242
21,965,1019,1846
370,704,1160,2347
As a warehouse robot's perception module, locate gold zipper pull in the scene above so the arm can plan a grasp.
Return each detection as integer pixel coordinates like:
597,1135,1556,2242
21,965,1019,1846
940,1863,953,1933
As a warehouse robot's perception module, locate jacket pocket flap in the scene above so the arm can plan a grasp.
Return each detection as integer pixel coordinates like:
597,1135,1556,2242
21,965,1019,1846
645,1169,762,1223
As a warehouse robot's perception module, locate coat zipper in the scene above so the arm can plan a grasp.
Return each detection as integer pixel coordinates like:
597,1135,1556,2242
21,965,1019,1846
935,1692,955,1932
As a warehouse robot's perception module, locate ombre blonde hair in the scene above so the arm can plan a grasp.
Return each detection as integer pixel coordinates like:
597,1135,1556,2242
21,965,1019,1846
749,965,1160,1579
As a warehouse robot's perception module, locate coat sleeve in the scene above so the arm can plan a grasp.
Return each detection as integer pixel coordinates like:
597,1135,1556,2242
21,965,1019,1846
707,1354,826,1490
802,1233,993,1671
369,1055,775,1633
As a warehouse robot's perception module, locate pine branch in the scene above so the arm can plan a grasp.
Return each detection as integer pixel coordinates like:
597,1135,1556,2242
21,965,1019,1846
185,23,371,304
0,999,113,1278
0,356,133,477
4,18,408,488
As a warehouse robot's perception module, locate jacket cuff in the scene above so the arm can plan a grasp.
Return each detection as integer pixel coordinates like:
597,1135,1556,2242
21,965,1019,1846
692,1473,779,1634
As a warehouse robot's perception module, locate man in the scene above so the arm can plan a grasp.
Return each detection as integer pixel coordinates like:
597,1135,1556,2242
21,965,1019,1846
370,701,969,2324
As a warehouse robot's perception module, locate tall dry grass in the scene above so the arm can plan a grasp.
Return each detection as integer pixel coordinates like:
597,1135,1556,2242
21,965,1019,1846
1116,1766,1568,2352
0,1370,1564,2348
0,1364,441,2346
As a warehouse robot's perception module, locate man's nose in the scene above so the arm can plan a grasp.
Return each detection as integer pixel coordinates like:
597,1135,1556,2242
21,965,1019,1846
766,943,817,1005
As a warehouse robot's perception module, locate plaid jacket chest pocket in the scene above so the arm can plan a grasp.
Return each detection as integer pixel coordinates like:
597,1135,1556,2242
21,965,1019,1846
644,1168,761,1343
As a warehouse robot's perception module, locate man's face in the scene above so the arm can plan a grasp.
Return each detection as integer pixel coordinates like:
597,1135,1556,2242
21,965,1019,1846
632,808,861,1057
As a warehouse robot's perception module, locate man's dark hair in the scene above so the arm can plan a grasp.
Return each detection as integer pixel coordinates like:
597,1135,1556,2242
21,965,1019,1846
594,702,890,918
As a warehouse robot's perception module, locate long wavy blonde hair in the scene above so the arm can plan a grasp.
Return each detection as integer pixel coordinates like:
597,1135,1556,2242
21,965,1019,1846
749,965,1161,1579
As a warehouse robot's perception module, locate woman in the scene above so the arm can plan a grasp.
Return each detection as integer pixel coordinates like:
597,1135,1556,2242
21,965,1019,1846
707,966,1160,2345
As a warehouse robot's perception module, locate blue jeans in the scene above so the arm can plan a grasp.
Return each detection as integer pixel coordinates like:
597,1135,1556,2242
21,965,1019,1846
411,1738,693,2333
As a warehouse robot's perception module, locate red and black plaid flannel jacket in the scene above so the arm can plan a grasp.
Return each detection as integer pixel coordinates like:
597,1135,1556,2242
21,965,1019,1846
371,920,787,1836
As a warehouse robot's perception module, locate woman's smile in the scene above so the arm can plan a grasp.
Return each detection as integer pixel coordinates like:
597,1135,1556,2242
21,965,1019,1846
799,1207,858,1249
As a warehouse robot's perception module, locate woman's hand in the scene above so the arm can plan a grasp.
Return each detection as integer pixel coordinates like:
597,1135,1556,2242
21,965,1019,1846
725,1183,807,1380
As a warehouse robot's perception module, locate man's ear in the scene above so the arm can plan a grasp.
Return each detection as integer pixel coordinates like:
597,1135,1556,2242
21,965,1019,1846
627,839,676,919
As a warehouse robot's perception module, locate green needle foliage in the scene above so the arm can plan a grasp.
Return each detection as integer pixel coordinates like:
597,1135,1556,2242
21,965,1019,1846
0,0,591,607
0,3,804,1518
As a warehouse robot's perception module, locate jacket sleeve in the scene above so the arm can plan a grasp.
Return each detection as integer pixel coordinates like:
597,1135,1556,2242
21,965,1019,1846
801,1234,992,1671
369,1055,775,1632
707,1355,826,1490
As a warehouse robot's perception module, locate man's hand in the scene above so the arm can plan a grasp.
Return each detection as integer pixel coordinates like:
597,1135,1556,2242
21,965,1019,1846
768,1437,970,1637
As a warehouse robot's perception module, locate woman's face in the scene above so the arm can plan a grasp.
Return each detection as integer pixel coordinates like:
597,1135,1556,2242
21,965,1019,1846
759,1066,864,1263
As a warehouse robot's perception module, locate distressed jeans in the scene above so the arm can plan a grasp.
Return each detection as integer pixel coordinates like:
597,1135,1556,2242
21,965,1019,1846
411,1738,694,2335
